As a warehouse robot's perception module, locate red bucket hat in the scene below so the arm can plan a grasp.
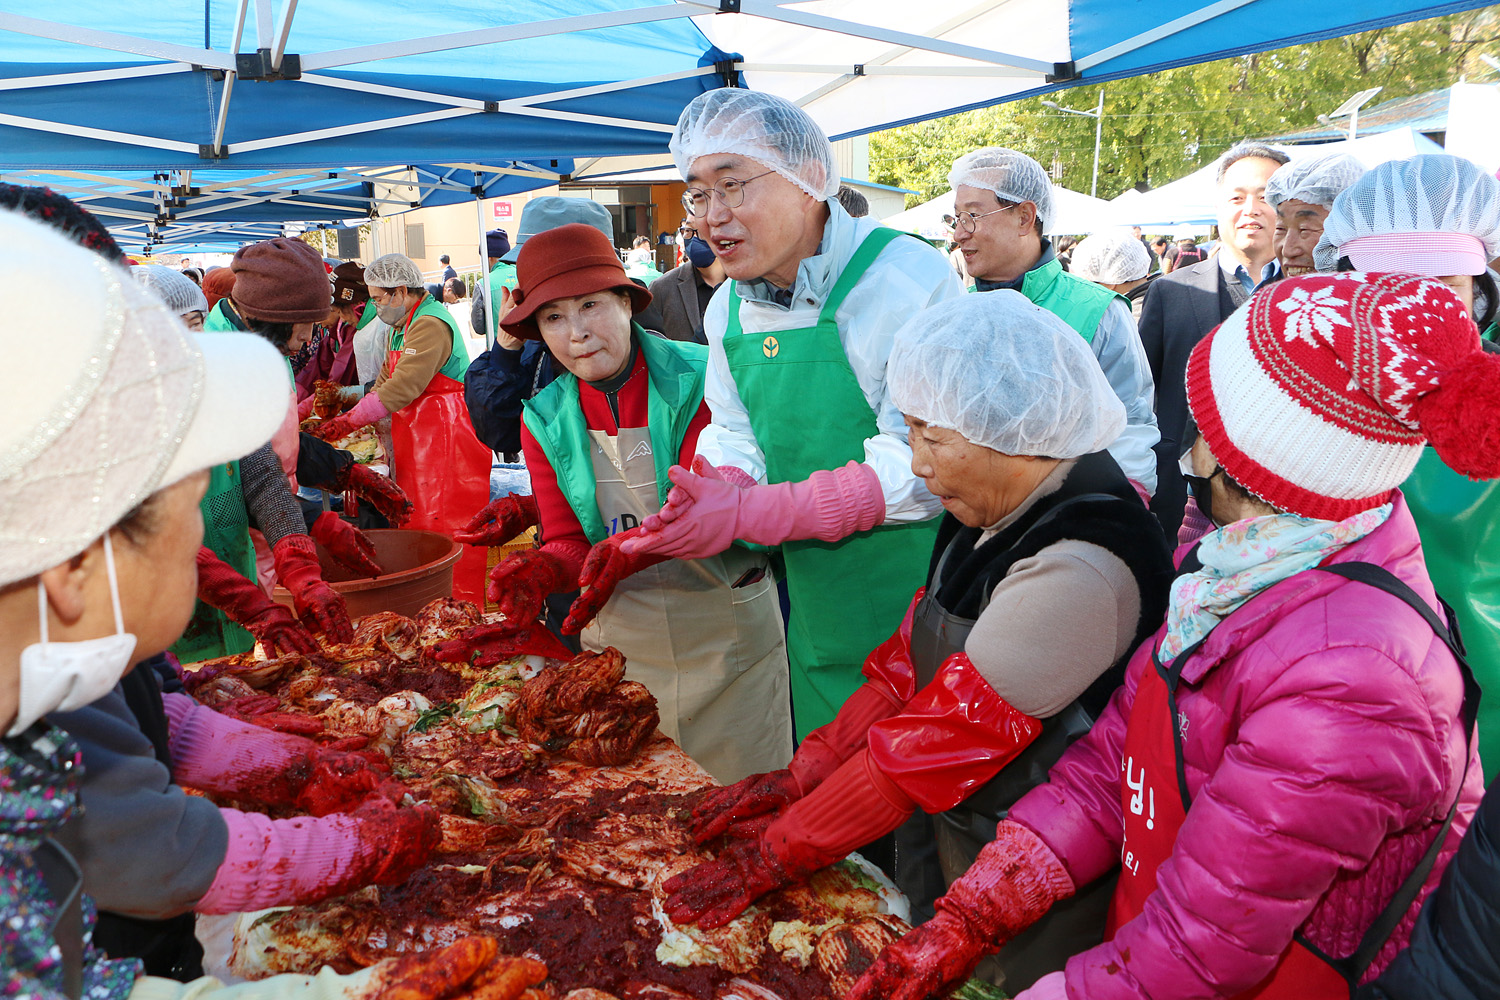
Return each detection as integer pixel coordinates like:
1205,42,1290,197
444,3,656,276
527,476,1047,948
500,223,651,340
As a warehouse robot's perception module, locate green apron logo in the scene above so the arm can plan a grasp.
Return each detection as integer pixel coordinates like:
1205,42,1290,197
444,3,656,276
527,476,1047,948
762,335,780,358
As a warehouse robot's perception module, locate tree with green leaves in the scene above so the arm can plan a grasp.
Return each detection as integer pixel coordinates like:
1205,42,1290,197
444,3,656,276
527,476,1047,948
871,9,1500,207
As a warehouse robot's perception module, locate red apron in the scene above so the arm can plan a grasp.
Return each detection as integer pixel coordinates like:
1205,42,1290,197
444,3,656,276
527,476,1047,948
1106,644,1349,999
386,343,491,605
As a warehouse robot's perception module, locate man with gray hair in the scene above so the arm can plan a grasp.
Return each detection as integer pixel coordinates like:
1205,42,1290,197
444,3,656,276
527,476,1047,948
1264,153,1366,277
946,147,1160,502
1137,141,1289,538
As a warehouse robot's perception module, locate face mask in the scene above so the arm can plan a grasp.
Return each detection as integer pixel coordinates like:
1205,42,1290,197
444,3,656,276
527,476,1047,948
1180,452,1224,527
376,298,407,326
8,533,138,736
685,236,717,270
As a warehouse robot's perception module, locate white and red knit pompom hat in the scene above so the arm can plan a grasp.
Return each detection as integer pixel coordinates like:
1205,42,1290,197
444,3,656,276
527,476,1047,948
1186,272,1500,520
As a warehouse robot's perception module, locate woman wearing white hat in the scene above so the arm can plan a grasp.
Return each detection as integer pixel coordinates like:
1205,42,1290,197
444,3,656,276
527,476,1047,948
0,211,454,999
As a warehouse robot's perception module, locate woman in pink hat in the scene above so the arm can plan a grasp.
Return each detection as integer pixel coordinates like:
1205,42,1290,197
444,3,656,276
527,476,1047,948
848,272,1495,1000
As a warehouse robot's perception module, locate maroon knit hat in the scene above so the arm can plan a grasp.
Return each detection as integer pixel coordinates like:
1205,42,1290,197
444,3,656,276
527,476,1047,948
230,238,330,323
500,223,651,340
330,260,368,305
1186,271,1500,519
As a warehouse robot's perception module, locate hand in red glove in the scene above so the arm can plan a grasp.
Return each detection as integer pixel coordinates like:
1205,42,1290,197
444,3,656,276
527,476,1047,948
292,750,405,817
195,546,318,656
486,548,574,625
689,770,802,845
663,837,794,929
272,534,354,644
845,821,1075,1000
562,528,665,634
355,797,442,885
309,510,383,578
453,494,540,546
431,621,576,666
337,463,413,527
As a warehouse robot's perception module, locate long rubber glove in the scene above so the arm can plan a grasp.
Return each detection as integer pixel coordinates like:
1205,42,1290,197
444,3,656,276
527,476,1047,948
311,391,389,443
621,457,885,561
430,621,577,666
453,494,540,546
165,692,399,815
194,547,317,656
845,821,1075,1000
561,527,667,634
486,548,577,624
308,511,383,578
336,462,413,527
271,535,354,644
688,590,924,845
128,936,518,1000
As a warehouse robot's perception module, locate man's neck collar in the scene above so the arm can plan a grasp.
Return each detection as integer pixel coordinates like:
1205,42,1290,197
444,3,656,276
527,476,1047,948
975,240,1052,291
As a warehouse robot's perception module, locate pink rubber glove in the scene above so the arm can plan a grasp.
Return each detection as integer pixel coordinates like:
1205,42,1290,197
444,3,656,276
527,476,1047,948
1015,971,1068,1000
312,390,389,442
196,798,439,913
845,821,1075,1000
622,457,885,561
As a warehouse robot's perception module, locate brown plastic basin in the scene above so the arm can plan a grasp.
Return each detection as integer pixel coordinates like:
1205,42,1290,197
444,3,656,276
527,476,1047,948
272,528,463,620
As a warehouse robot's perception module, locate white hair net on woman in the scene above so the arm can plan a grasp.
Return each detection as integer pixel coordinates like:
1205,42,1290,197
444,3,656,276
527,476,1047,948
1314,154,1500,272
1069,230,1151,284
133,264,208,317
364,252,423,289
948,148,1055,234
889,290,1125,458
670,89,839,201
1264,154,1366,210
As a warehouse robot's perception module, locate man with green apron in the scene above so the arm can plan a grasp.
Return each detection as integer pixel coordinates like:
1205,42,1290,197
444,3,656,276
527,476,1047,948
624,89,961,739
947,147,1159,504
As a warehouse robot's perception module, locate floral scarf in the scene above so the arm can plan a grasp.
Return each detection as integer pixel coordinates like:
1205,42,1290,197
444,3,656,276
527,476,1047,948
1158,503,1393,663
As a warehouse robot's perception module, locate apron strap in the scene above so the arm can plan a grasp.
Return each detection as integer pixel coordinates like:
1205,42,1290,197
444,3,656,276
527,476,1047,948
34,837,84,1000
724,227,908,338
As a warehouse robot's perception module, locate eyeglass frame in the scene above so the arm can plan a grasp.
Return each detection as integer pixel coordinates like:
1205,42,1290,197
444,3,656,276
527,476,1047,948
681,169,778,219
953,201,1021,234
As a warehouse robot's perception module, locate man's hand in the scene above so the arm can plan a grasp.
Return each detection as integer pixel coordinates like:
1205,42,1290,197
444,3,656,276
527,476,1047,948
453,494,540,546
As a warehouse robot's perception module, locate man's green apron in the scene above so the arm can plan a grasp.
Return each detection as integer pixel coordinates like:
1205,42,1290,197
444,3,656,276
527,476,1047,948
722,228,940,738
1404,322,1500,782
172,461,258,662
525,332,790,781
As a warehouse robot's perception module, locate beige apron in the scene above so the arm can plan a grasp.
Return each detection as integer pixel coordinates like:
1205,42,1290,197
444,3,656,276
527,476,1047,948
579,424,792,783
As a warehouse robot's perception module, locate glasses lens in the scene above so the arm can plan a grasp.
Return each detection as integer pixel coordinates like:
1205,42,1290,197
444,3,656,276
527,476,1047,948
957,213,974,234
718,179,743,210
682,192,707,218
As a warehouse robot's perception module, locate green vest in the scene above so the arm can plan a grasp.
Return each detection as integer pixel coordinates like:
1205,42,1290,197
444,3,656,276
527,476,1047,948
173,461,258,662
483,262,518,338
522,329,706,545
203,299,235,333
355,298,377,330
1016,256,1126,345
390,294,470,383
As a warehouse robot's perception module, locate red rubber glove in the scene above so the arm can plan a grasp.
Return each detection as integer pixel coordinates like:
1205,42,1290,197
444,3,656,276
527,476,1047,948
430,621,577,666
663,837,796,929
293,750,407,817
309,510,383,578
846,821,1075,1000
194,546,317,656
562,527,667,634
271,534,354,644
337,462,413,527
689,591,920,845
453,494,540,546
486,548,575,624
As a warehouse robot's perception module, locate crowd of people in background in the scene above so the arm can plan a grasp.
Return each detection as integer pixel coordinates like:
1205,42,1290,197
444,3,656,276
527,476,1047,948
4,82,1500,1000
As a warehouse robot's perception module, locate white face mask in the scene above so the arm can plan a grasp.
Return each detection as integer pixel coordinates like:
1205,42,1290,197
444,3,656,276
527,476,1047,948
8,533,138,736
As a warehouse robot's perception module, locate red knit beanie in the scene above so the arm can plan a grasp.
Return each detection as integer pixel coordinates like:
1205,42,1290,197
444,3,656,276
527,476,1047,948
500,223,650,340
1186,271,1500,519
229,238,329,323
201,267,235,311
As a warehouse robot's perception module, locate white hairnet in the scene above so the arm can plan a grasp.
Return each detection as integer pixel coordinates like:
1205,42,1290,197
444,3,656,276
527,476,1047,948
1314,154,1500,272
1265,154,1366,210
1069,230,1151,284
364,252,422,289
670,89,839,201
948,148,1055,234
889,290,1125,458
133,264,208,317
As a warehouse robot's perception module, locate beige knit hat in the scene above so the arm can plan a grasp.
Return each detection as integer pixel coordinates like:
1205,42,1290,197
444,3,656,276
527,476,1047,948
0,209,291,585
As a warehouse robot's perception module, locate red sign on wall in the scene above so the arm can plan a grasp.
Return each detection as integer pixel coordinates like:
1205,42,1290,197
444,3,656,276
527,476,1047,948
492,202,513,219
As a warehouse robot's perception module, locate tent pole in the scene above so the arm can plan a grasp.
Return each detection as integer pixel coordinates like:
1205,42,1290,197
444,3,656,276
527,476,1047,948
476,179,495,351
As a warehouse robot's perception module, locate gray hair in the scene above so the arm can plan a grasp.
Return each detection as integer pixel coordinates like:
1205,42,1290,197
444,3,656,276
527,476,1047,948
1216,142,1289,184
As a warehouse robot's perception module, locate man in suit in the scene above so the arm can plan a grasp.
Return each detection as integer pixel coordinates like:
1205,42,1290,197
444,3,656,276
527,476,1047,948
1138,142,1289,537
647,226,725,344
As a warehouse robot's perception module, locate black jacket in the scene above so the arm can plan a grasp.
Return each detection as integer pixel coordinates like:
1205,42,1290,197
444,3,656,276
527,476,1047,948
1359,777,1500,1000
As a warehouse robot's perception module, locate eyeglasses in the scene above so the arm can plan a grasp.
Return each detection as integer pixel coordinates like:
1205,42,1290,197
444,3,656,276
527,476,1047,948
953,203,1018,234
681,170,777,219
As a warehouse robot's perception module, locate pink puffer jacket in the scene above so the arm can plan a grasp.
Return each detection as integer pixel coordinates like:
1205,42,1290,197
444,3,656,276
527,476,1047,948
1009,494,1483,999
